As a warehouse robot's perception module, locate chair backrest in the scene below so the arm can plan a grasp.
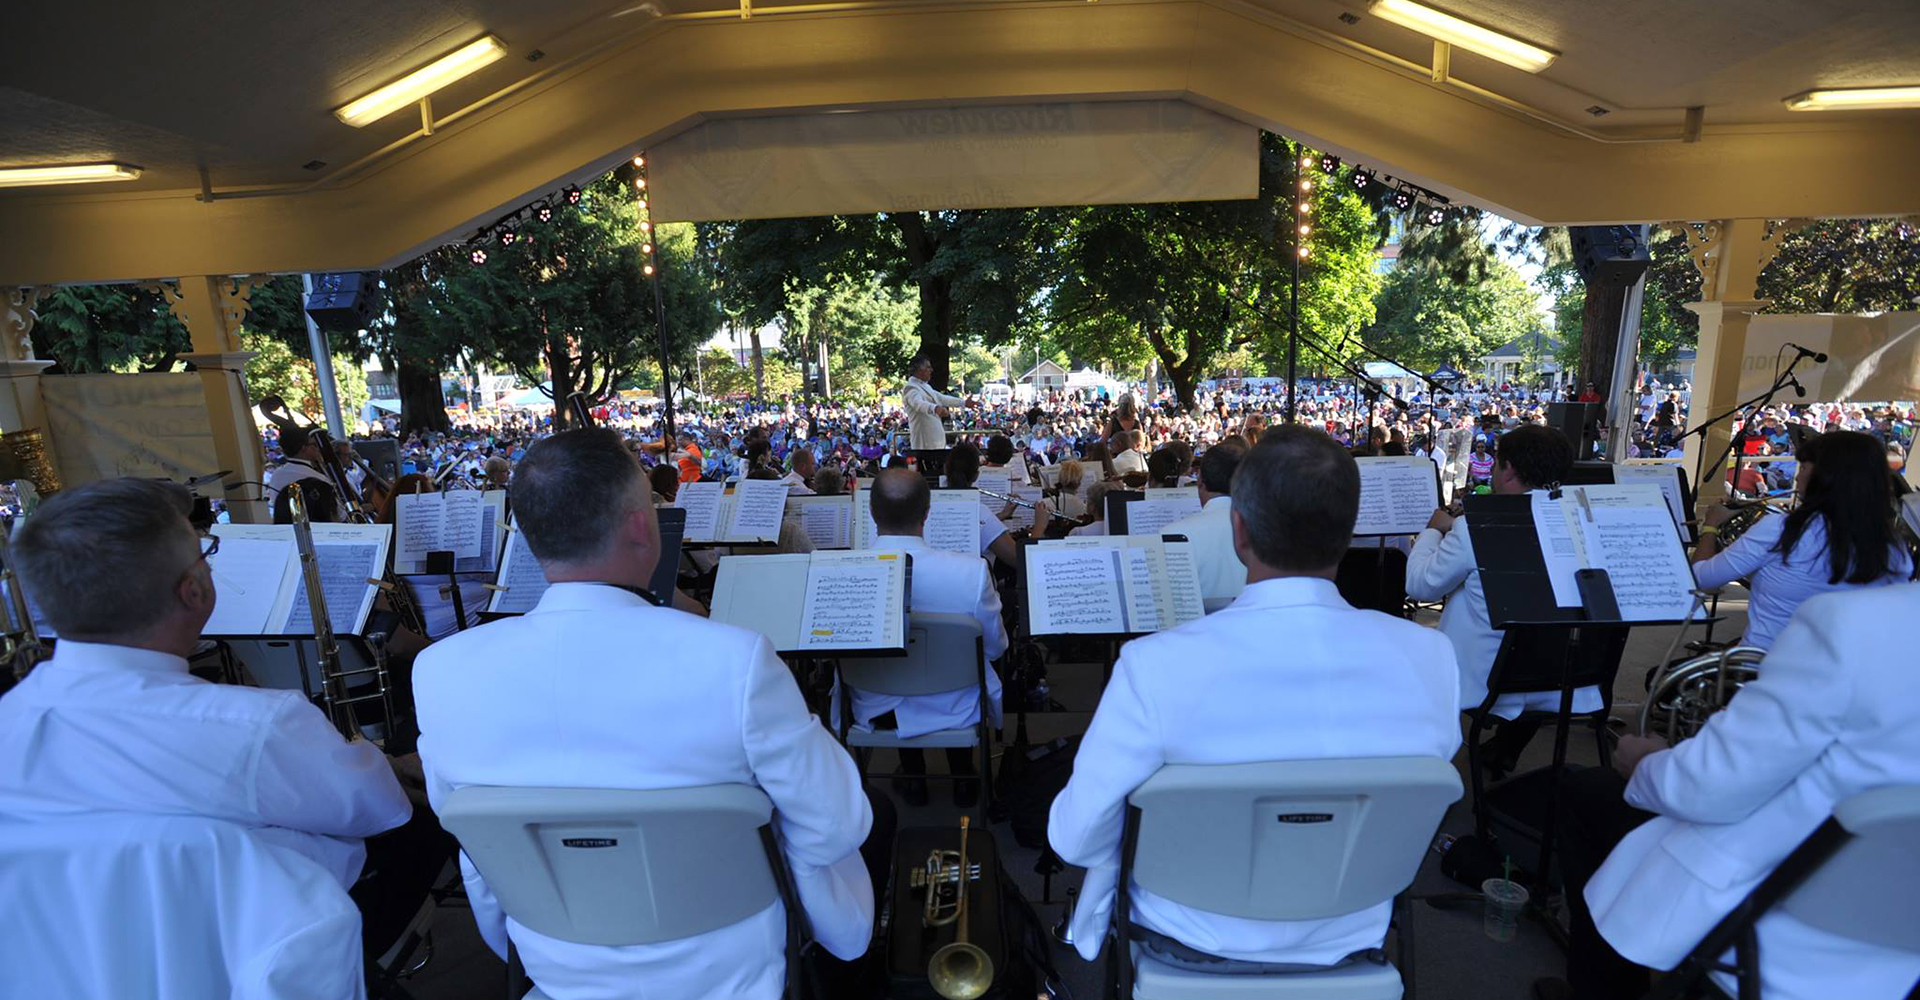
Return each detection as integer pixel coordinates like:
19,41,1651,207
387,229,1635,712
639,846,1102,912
1127,757,1463,921
1779,784,1920,953
439,783,781,947
0,812,365,1000
836,612,982,697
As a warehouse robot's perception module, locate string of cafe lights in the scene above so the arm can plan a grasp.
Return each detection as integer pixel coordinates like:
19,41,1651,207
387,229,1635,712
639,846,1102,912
632,152,656,277
463,183,586,265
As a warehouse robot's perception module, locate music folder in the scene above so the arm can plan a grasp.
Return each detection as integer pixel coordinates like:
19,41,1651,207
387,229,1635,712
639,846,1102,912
1466,484,1697,627
674,479,791,545
202,523,392,638
853,488,979,556
1022,534,1204,637
787,494,854,550
1353,456,1442,536
486,507,685,615
709,550,913,656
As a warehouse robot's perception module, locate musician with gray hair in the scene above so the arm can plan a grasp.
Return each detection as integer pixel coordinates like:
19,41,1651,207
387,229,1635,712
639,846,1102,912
0,477,413,997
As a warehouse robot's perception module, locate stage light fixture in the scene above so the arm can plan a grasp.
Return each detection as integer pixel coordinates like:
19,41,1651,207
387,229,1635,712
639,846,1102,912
1784,85,1920,111
497,222,518,246
1318,154,1341,175
1350,168,1374,191
469,244,489,265
1391,187,1415,211
632,155,646,167
642,243,654,255
534,201,554,223
0,162,142,188
334,35,507,126
635,176,646,190
1368,0,1557,72
1426,205,1447,225
563,185,582,205
1300,155,1315,170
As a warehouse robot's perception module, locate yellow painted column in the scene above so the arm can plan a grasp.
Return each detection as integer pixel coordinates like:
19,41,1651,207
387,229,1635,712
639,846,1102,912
1669,219,1797,508
159,276,270,523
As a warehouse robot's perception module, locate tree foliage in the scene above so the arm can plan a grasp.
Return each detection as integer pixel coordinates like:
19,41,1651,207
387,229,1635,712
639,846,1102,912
1758,219,1920,314
1367,221,1539,372
240,331,370,421
29,284,191,374
1538,227,1701,374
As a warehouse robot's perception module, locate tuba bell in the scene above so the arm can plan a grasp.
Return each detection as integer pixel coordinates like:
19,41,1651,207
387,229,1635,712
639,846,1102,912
1639,645,1764,741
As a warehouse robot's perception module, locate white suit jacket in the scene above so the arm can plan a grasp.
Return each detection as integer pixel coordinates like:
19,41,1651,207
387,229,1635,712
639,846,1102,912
414,584,873,1000
1159,495,1244,606
1048,578,1461,964
1405,509,1602,720
265,458,333,505
834,534,1010,738
1587,583,1920,1000
903,377,963,450
0,640,410,892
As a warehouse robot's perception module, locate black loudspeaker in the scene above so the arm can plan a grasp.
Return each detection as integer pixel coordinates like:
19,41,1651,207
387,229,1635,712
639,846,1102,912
303,272,379,332
1547,401,1605,456
351,437,400,484
1568,225,1652,285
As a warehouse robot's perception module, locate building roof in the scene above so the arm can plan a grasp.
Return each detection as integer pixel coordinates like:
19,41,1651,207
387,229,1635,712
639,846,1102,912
1017,359,1067,381
1483,333,1561,359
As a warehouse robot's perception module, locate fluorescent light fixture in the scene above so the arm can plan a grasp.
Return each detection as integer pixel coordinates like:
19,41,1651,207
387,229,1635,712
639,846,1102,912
0,162,142,188
1784,86,1920,111
1369,0,1557,73
334,35,507,127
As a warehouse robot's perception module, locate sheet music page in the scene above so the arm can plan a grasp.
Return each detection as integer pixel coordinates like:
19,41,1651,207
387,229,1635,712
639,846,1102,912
852,489,878,549
1158,539,1206,625
1575,499,1698,622
675,481,725,543
1026,546,1126,634
453,503,500,574
394,491,445,568
709,553,812,650
487,527,552,614
792,497,853,549
1125,495,1201,536
925,491,980,555
280,526,387,636
1528,491,1584,608
202,535,297,635
441,490,485,559
1354,456,1441,535
1612,463,1689,531
1118,545,1161,632
797,552,907,651
483,489,510,554
723,479,791,542
974,470,1011,502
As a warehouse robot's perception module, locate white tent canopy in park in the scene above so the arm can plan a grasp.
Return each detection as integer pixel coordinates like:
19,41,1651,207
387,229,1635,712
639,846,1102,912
499,383,557,409
1362,361,1422,382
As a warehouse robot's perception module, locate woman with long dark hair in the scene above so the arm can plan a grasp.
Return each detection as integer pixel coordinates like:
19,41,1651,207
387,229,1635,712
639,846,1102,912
1694,430,1913,648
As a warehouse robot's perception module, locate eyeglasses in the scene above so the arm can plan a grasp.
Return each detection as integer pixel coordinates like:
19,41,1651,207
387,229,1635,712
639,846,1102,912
195,533,220,563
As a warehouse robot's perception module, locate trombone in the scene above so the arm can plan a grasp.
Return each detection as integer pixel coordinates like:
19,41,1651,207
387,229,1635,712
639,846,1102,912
287,483,399,746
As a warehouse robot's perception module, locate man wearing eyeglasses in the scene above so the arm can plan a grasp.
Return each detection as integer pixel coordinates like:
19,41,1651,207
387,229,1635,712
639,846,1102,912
0,478,413,998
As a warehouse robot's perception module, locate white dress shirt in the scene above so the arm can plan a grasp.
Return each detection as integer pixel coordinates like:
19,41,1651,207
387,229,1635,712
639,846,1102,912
413,584,873,1000
834,534,1010,738
265,458,333,505
1159,494,1244,606
978,505,1012,558
1691,512,1912,649
904,377,964,450
1587,583,1920,1000
1110,449,1148,477
0,640,410,889
779,470,815,496
1049,578,1460,964
1405,509,1602,719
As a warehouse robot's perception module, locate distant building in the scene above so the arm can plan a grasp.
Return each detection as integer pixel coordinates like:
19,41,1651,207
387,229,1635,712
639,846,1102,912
1479,333,1566,386
1017,359,1068,390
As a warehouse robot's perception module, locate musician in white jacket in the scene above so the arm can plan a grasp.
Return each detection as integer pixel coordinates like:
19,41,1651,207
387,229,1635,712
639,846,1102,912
903,354,965,473
1158,440,1248,609
413,429,883,1000
836,467,1010,807
1049,427,1461,967
1540,582,1920,1000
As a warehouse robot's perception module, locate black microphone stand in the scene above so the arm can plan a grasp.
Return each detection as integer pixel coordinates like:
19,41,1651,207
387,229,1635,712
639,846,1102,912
1675,353,1812,507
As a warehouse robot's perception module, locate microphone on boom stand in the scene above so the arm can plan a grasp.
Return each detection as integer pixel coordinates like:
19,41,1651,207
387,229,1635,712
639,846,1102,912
1786,342,1829,365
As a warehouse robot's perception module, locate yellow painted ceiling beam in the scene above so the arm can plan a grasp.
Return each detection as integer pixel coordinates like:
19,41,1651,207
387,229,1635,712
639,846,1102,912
1,0,1916,285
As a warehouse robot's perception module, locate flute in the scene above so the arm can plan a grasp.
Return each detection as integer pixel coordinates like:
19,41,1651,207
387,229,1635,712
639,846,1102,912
978,488,1036,510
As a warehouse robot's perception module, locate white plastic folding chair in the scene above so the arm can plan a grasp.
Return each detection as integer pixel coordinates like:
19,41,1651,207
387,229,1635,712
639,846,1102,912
437,784,807,1000
834,611,993,815
1650,783,1920,1000
1115,757,1465,1000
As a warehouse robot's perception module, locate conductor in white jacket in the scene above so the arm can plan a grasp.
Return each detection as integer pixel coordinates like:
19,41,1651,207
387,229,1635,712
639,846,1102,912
1541,582,1920,1000
413,429,885,1000
1049,427,1461,967
903,353,965,475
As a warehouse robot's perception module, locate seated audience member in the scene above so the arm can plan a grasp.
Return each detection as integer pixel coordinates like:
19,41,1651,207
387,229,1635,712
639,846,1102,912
1541,583,1920,1000
1406,425,1580,773
1049,427,1459,966
1692,430,1912,649
1159,441,1248,608
838,468,1011,807
0,478,421,992
412,429,884,1000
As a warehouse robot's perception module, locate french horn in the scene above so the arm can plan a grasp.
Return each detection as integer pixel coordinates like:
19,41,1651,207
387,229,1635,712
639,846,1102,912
1639,645,1764,741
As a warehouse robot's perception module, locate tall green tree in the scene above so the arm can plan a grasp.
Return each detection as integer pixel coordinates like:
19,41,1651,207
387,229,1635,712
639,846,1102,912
1758,219,1920,313
1540,227,1700,374
1045,134,1383,409
29,284,190,374
1369,223,1540,371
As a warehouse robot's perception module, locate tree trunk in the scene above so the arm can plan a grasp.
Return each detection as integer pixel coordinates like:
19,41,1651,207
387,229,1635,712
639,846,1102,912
890,212,955,390
749,323,765,403
396,357,451,435
1578,280,1630,401
546,328,575,430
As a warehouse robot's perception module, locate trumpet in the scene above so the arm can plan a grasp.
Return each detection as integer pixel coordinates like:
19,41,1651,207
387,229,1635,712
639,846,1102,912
926,816,994,1000
1639,645,1764,741
288,483,399,745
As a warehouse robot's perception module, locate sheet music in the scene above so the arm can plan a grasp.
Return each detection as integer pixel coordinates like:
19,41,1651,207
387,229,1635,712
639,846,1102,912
723,479,790,542
925,491,980,555
441,490,485,559
853,489,878,549
1612,463,1688,531
974,470,1011,500
1529,491,1584,607
1119,546,1160,631
792,497,853,549
279,524,390,636
675,481,725,543
797,553,902,650
1577,504,1698,622
453,503,500,574
487,527,552,614
1354,456,1441,535
394,492,444,566
203,536,297,635
1159,540,1206,624
483,490,510,552
1027,547,1126,633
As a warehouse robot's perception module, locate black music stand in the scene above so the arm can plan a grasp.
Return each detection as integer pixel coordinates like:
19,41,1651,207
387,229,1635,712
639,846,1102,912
1101,490,1145,536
